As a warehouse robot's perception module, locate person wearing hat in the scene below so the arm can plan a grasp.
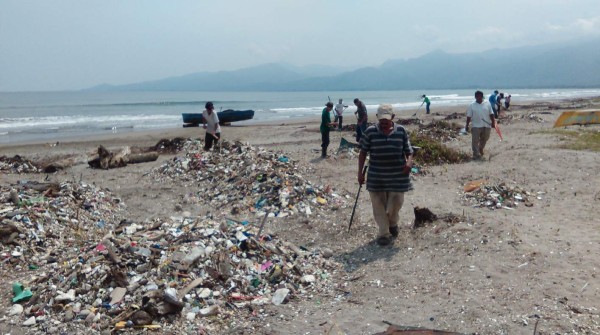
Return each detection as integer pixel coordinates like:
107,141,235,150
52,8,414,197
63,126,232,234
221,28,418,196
358,104,414,246
334,98,348,131
488,90,499,118
202,101,221,151
422,94,431,114
320,102,337,158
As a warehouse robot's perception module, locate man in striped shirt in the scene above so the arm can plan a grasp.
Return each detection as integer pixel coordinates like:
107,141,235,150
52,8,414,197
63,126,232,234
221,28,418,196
358,104,414,246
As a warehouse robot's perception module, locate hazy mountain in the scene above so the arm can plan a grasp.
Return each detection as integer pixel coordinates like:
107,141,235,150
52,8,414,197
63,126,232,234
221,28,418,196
89,38,600,91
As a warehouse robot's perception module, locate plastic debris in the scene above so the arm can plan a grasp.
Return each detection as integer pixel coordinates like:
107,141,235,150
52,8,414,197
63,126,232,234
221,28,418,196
462,181,536,210
0,171,341,333
12,282,32,303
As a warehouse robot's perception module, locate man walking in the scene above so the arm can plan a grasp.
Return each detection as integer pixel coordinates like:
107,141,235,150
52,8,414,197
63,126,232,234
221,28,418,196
202,101,221,151
354,98,368,142
334,99,348,130
358,104,414,246
488,90,499,118
466,91,496,160
320,102,337,158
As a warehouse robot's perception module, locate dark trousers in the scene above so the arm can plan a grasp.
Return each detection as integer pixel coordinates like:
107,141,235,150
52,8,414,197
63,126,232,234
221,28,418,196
356,122,367,142
321,130,330,157
336,115,343,130
426,103,431,114
204,132,220,150
321,130,330,149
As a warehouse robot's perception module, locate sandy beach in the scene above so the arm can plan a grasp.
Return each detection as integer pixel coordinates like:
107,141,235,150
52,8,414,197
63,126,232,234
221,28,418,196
1,97,600,334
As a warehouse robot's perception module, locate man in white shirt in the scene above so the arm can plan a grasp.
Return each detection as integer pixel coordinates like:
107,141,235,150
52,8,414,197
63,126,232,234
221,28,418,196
202,101,221,151
334,99,348,131
465,91,496,160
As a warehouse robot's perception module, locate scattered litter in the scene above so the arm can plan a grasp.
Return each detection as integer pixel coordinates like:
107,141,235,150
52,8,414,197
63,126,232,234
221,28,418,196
462,181,536,210
0,176,341,333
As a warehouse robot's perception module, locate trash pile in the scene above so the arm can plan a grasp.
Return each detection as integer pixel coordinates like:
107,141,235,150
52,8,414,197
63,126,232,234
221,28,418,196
150,139,347,217
0,155,42,174
339,123,375,132
150,137,189,153
396,118,423,126
1,179,341,333
416,120,462,142
502,113,545,124
409,133,471,166
444,112,464,120
461,180,539,210
334,137,360,159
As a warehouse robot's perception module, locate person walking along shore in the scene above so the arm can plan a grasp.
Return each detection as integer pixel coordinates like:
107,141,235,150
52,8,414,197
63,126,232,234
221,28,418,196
358,104,414,246
466,91,496,160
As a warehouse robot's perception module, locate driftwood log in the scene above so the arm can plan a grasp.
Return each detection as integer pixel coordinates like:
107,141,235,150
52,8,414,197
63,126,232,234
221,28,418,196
42,156,80,173
21,181,61,194
88,145,159,169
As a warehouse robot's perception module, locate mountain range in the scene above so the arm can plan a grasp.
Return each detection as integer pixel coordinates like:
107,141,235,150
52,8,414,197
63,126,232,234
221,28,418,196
89,38,600,91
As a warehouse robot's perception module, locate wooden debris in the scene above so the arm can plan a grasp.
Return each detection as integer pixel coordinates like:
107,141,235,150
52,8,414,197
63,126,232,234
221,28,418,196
88,145,159,169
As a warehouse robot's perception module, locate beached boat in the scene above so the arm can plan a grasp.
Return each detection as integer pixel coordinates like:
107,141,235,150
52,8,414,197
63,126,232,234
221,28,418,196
182,109,255,126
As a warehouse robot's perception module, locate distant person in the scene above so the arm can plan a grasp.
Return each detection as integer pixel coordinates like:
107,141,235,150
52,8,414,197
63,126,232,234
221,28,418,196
505,94,511,109
202,101,221,151
354,98,368,142
334,99,348,131
358,104,414,246
320,102,337,158
466,91,496,160
422,94,431,114
497,93,504,115
488,90,499,118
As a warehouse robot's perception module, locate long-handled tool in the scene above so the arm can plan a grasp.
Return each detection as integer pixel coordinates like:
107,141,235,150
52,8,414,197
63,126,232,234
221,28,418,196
412,101,425,117
482,120,503,141
348,165,368,232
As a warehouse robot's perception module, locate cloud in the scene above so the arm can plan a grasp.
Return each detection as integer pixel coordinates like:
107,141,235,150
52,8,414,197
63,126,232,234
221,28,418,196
544,16,600,34
574,16,600,33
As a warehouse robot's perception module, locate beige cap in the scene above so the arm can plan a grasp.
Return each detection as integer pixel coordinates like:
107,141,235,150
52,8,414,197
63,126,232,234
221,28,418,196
376,104,394,120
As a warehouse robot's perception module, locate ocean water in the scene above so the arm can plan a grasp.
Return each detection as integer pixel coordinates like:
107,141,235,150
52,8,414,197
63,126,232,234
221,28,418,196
1,89,599,144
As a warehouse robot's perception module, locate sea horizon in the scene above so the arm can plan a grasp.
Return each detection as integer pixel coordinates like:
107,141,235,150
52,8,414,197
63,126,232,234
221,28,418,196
1,88,599,145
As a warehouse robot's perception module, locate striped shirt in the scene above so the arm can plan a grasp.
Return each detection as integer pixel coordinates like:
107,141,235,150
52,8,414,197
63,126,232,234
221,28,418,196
359,124,414,192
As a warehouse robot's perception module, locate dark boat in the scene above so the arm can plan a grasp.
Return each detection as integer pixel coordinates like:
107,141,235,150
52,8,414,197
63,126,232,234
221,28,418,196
182,109,255,126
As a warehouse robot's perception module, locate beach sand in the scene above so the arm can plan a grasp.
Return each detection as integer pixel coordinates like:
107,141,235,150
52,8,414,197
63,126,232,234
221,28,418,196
1,98,600,334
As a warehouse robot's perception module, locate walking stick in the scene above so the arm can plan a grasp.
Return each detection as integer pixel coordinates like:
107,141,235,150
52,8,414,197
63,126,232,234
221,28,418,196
348,165,368,232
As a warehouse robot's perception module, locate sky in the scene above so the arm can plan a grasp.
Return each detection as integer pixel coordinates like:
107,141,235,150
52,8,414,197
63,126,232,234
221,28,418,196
1,0,600,91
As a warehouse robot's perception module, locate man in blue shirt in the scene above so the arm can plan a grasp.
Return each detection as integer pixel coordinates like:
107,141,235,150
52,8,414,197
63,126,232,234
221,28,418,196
488,90,499,118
